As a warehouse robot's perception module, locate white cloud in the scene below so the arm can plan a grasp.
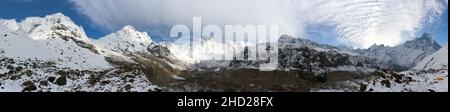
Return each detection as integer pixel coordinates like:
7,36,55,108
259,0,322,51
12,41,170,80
72,0,447,48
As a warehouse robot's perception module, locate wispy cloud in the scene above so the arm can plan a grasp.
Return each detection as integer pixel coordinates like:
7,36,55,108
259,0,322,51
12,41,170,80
72,0,448,48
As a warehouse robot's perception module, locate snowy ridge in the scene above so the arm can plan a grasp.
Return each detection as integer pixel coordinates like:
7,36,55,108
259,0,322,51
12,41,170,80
95,25,153,55
279,35,339,52
0,19,19,31
95,25,187,70
20,13,89,42
414,43,448,70
355,33,441,70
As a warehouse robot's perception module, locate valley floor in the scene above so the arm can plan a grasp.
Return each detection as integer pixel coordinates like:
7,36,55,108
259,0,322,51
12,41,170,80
1,65,447,92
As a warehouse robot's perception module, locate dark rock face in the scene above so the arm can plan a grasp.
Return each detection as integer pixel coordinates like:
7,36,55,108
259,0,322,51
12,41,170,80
147,42,171,58
277,46,353,72
52,24,99,54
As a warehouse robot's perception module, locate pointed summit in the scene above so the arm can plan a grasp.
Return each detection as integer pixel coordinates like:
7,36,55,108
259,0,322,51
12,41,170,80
19,13,89,41
115,25,152,42
44,13,71,21
403,33,441,50
95,25,153,54
419,33,433,40
119,25,139,35
357,33,442,70
121,25,137,31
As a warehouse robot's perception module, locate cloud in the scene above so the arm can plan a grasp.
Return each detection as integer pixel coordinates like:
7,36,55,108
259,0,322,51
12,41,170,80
72,0,448,48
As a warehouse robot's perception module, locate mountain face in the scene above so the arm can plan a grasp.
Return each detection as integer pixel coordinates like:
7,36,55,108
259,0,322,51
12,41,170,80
172,34,441,75
414,43,448,70
355,33,441,71
94,25,186,71
185,35,376,76
276,35,375,73
1,13,110,70
0,13,158,92
95,25,153,55
278,35,340,52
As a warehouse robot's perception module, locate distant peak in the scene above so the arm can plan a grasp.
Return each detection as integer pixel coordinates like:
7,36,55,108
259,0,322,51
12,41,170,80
418,33,433,40
405,33,437,45
102,25,152,42
402,33,441,50
278,35,298,41
121,25,136,31
119,25,146,35
44,13,71,21
48,12,66,17
369,43,385,48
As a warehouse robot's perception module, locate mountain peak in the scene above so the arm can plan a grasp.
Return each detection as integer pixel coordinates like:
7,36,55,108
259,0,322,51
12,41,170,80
95,25,153,54
358,33,442,70
419,33,433,40
412,33,436,45
45,13,69,19
121,25,136,31
403,33,441,50
19,12,85,37
15,13,98,54
40,13,75,25
116,25,151,41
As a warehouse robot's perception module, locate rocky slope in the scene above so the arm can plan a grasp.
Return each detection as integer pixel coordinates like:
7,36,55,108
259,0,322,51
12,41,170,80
414,43,448,70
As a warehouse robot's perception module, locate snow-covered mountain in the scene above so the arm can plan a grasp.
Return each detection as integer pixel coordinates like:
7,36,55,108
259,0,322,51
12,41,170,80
1,13,110,70
355,33,441,71
414,43,448,70
95,25,153,55
276,35,376,74
278,35,340,52
0,13,158,92
179,35,375,75
95,25,187,71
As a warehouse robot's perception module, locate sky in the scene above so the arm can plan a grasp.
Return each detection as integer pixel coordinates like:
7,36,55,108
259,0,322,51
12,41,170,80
0,0,448,48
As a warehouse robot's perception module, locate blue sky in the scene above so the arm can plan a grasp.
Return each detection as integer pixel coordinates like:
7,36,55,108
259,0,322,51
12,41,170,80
1,0,448,47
